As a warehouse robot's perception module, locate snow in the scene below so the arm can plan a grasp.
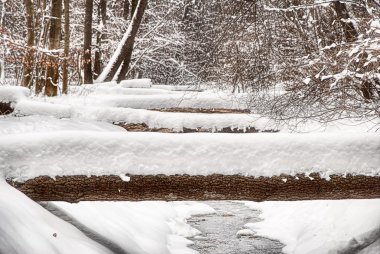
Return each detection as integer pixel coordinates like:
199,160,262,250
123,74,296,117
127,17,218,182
0,178,113,254
1,83,380,254
173,202,216,219
6,83,377,133
12,99,265,132
236,229,255,237
31,92,249,110
0,115,124,135
1,130,379,181
50,201,205,254
152,85,203,91
0,178,214,254
242,199,380,254
93,86,178,95
0,86,30,102
120,78,152,88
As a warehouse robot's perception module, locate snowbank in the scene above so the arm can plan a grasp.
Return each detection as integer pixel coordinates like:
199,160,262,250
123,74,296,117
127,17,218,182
0,86,30,102
152,85,203,91
0,178,213,254
30,90,249,110
1,131,379,181
13,100,268,132
93,86,179,95
243,199,380,254
120,78,152,88
0,115,124,135
0,179,113,254
50,201,205,254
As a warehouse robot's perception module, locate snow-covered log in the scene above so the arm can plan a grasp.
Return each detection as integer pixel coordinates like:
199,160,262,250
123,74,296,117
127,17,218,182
8,174,380,203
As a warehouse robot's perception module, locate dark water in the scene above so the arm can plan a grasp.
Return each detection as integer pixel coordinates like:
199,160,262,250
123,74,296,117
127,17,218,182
188,201,284,254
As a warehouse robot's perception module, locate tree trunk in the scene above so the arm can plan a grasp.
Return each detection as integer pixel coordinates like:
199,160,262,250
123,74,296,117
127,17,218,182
94,0,107,79
333,1,374,100
8,174,380,202
62,0,70,94
116,0,147,82
333,1,358,43
97,0,147,83
22,0,35,88
35,0,49,94
83,0,93,84
130,0,138,19
123,0,130,20
45,0,62,97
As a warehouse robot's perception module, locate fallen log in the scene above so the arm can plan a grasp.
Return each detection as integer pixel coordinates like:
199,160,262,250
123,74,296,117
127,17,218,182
150,108,251,114
7,173,380,203
115,122,273,133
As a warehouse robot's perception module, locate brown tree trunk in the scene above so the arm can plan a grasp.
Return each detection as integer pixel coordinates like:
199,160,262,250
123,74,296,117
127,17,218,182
94,0,107,79
333,1,374,100
22,0,35,88
8,174,380,202
116,0,147,82
62,0,70,94
99,0,147,83
45,0,62,97
123,0,130,20
83,0,93,84
332,1,358,43
130,0,138,19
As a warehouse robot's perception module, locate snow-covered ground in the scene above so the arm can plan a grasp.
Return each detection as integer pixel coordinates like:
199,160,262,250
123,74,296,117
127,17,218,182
1,83,379,254
242,200,380,254
0,178,215,254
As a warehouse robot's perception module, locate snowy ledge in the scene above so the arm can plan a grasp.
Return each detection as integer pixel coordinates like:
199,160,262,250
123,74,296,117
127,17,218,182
7,174,380,202
1,132,379,181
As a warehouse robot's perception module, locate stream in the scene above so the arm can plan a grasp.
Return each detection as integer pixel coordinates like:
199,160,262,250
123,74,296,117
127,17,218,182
188,201,284,254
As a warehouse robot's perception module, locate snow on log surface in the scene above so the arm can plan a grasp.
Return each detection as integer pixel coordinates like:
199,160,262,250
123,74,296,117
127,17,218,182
1,85,379,202
1,132,379,181
12,100,271,132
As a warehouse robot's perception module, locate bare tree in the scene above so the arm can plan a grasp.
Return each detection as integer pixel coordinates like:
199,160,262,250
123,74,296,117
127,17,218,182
83,0,94,84
96,0,148,83
22,0,35,88
45,0,62,96
94,0,107,79
62,0,70,94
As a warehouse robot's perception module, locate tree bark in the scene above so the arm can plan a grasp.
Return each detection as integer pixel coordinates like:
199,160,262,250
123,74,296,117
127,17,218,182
123,0,130,20
332,1,374,100
130,0,138,19
332,1,358,43
83,0,94,84
94,0,107,79
7,174,380,203
0,102,13,115
62,0,70,94
45,0,62,97
22,0,35,88
98,0,147,83
116,0,147,82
